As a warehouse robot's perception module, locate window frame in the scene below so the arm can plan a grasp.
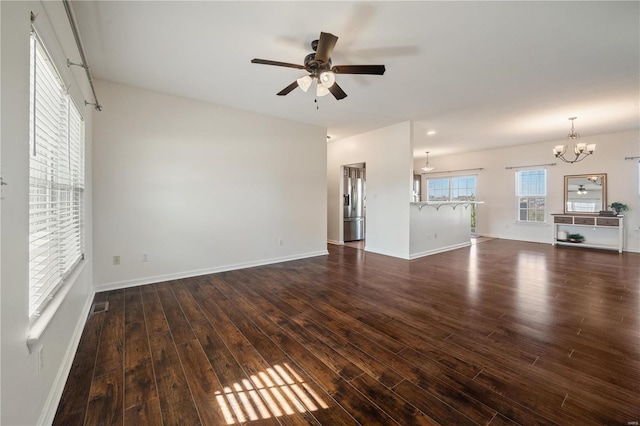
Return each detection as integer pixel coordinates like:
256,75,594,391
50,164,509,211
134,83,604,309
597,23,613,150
515,169,547,223
28,30,85,320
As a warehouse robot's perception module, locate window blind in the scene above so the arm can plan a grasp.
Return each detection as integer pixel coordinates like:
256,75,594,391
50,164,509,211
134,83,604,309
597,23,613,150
29,32,85,319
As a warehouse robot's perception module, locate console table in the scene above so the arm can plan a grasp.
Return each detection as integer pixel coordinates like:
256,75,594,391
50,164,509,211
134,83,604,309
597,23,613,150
551,214,623,253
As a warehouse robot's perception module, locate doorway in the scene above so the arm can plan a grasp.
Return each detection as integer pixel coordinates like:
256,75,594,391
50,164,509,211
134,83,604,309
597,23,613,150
342,163,366,247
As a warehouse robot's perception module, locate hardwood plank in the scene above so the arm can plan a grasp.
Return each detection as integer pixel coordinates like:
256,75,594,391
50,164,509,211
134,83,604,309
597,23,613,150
350,374,439,425
124,287,143,326
292,310,405,388
327,378,401,426
192,282,314,425
53,348,97,426
124,321,157,410
140,284,170,335
188,319,280,425
155,282,196,344
76,309,105,353
170,279,209,325
272,359,360,426
84,369,123,426
94,290,125,377
123,398,163,426
147,332,200,426
389,347,496,424
283,284,408,354
176,340,238,426
206,277,288,363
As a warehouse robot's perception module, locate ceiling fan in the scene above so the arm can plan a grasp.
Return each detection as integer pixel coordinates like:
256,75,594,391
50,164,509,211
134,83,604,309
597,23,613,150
251,32,386,100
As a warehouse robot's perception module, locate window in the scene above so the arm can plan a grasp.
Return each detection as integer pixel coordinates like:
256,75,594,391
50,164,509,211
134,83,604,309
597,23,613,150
426,178,449,201
426,176,476,201
516,169,546,222
426,176,478,232
29,32,85,319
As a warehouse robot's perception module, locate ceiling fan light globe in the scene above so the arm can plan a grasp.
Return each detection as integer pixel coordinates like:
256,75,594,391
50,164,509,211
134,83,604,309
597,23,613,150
296,75,313,92
316,83,330,97
319,71,336,88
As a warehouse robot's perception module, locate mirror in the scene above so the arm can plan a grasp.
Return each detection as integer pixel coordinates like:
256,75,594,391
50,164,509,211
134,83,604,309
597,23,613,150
564,173,607,214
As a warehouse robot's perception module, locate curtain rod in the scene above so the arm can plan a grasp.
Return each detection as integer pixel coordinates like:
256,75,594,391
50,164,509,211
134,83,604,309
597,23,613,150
62,0,102,111
421,167,484,175
625,156,640,160
505,162,556,170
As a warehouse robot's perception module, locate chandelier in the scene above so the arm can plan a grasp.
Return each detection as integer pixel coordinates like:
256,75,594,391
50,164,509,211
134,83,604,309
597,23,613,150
553,117,595,163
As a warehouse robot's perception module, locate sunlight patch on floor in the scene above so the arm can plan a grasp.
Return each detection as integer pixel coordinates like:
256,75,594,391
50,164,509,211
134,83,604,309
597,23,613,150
214,362,328,424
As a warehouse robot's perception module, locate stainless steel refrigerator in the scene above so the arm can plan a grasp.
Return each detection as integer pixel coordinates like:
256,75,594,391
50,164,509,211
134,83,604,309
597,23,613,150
343,167,365,242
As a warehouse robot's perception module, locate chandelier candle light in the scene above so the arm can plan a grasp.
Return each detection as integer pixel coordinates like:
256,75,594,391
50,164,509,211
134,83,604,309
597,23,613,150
553,117,595,163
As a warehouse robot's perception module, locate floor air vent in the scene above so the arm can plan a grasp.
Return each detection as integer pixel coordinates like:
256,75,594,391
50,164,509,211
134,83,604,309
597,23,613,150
90,301,109,315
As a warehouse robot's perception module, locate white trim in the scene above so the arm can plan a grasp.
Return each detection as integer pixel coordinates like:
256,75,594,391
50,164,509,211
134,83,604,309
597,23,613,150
95,250,329,292
409,242,471,260
27,260,88,353
327,239,343,246
38,288,95,426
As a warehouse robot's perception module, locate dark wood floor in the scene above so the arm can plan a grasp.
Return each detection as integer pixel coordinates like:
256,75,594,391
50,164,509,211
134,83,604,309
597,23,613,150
54,239,640,425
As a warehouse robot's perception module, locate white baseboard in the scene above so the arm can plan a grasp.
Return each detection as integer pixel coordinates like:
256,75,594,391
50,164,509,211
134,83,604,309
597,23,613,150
38,288,95,426
363,247,410,260
327,239,343,246
409,242,471,260
95,250,329,292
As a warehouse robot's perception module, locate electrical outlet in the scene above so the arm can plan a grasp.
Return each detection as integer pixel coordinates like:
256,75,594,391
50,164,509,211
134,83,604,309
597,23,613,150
434,233,438,239
37,346,44,375
141,253,149,262
278,238,284,246
113,255,120,265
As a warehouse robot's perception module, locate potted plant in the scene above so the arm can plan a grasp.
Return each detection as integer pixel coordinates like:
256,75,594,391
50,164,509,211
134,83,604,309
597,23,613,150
567,233,585,243
610,202,629,215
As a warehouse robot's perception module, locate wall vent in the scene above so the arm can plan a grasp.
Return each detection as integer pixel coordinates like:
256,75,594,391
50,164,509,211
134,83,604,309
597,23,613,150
90,301,109,315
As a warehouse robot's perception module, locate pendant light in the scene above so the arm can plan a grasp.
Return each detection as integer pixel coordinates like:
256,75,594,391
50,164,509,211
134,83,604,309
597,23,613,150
421,151,434,172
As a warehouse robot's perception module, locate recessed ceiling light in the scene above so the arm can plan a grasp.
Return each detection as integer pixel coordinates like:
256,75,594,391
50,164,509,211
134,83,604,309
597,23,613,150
427,130,437,135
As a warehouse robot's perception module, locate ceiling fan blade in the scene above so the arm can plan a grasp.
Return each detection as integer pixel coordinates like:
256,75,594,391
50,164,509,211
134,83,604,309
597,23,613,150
314,32,338,64
251,58,305,70
328,82,347,100
276,81,299,96
332,64,386,75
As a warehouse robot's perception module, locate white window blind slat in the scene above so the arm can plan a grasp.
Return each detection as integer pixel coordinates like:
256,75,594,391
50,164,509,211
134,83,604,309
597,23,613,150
28,31,85,319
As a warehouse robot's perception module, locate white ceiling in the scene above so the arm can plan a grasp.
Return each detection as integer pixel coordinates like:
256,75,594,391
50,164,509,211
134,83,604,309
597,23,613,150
71,1,639,159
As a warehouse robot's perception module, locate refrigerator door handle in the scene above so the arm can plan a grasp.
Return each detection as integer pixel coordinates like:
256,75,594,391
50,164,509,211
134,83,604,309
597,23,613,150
344,194,350,206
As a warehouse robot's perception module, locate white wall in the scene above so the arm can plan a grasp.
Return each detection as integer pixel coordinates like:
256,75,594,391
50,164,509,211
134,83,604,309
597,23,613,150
410,204,472,258
414,130,640,252
1,2,95,424
92,80,327,289
327,122,413,259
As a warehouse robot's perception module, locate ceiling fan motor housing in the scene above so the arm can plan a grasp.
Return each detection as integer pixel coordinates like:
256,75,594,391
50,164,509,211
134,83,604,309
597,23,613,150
304,53,332,76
